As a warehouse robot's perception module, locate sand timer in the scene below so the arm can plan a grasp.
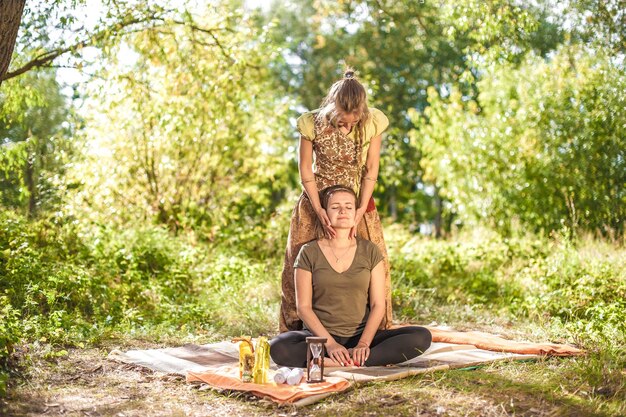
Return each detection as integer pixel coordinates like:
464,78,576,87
305,336,327,383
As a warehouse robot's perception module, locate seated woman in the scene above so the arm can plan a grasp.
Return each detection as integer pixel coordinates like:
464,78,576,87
270,185,431,367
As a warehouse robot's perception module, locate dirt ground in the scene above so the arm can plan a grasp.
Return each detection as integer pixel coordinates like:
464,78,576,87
1,340,285,417
0,339,615,417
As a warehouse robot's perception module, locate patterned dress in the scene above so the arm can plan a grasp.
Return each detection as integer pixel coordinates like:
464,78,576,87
279,108,393,333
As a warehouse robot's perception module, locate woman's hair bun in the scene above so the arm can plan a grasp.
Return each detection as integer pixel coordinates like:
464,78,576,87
344,69,355,79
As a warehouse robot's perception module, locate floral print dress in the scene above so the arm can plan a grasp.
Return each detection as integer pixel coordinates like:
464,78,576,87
279,108,393,333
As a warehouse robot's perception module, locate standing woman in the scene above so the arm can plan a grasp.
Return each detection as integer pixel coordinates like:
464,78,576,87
280,68,392,333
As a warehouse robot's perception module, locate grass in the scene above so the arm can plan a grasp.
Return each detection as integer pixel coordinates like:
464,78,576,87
2,340,622,416
1,216,625,416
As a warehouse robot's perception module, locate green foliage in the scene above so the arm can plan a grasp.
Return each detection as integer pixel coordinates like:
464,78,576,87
441,0,551,62
68,3,295,246
391,227,530,319
0,70,74,215
198,252,280,336
412,45,626,237
519,238,626,343
0,209,198,349
0,207,284,395
390,226,626,349
0,296,20,397
8,0,173,83
261,0,561,224
566,0,626,55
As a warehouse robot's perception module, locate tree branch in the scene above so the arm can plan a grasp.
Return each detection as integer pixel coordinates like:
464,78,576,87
171,20,236,64
2,11,256,82
2,13,163,82
373,0,429,36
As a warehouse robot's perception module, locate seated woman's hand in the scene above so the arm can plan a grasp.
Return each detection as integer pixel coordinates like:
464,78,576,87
351,341,370,366
325,341,351,366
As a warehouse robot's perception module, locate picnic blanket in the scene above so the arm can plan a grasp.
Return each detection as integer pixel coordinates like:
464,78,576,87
417,326,582,356
108,327,582,406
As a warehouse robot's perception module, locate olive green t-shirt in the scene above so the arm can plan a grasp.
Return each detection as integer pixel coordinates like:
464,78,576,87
294,238,384,337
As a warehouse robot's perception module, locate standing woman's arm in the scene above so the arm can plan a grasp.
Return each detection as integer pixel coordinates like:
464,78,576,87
299,137,335,238
351,134,382,237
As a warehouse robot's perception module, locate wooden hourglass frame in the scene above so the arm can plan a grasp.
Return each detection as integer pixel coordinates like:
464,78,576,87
305,336,327,383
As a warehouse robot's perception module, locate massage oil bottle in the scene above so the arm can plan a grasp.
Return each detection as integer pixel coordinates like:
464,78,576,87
232,337,255,382
253,336,270,384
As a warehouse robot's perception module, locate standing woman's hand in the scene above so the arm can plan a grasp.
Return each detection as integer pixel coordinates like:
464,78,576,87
349,207,366,239
316,207,336,239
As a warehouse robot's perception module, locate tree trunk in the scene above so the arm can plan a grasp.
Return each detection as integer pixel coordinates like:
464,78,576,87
0,0,26,87
25,153,36,218
389,185,398,221
434,186,443,238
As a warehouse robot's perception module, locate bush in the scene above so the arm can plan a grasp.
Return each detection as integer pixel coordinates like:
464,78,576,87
196,251,281,336
0,296,20,397
391,226,626,349
519,237,626,343
0,210,210,357
391,228,528,318
412,46,626,237
0,206,285,386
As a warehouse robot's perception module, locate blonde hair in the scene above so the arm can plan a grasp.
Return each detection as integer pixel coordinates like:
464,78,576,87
316,67,370,166
315,67,370,164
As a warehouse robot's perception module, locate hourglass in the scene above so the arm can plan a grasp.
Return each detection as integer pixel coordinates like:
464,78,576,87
305,337,327,383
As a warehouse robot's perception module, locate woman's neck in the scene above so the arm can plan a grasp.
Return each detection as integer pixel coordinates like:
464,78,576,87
329,229,352,245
